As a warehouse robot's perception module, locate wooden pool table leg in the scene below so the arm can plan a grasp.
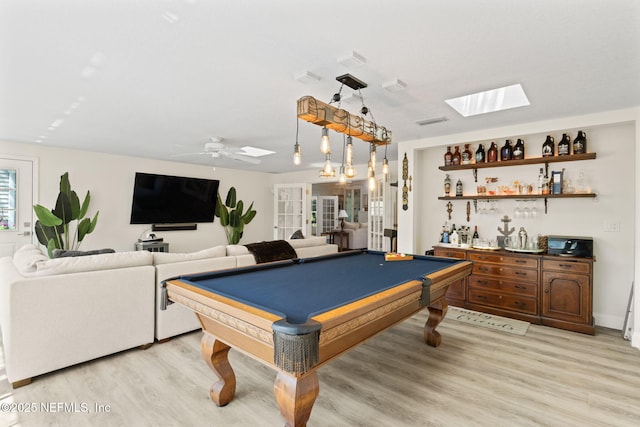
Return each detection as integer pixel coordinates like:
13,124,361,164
274,371,319,427
424,299,448,347
201,332,236,406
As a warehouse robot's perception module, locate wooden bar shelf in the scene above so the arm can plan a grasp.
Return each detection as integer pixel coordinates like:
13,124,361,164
438,153,597,172
438,193,597,201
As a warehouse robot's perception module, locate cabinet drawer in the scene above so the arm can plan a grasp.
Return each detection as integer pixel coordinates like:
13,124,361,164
434,248,466,260
472,264,539,282
468,275,537,297
469,252,538,268
468,289,537,315
543,259,591,274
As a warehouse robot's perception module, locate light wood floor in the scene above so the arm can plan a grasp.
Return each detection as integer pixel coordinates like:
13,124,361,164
1,313,639,427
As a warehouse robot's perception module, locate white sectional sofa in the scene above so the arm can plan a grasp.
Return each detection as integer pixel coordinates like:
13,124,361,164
0,237,337,387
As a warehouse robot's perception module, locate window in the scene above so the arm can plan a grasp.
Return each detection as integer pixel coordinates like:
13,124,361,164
0,169,17,230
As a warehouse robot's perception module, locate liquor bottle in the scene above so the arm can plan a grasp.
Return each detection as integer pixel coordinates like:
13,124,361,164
442,225,449,243
573,130,587,154
444,174,451,196
475,144,486,163
452,146,461,165
500,140,513,161
472,226,479,239
537,168,545,194
456,179,463,196
542,135,555,157
542,172,551,195
450,224,458,245
513,138,525,160
444,146,453,166
461,144,473,165
487,142,498,162
558,133,571,155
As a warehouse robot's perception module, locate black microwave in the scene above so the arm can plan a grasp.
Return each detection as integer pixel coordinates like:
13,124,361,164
547,236,593,258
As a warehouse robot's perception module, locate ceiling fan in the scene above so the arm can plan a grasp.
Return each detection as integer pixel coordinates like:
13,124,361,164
177,138,261,165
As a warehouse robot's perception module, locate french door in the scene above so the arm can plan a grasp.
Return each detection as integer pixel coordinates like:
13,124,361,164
0,156,37,257
273,183,311,240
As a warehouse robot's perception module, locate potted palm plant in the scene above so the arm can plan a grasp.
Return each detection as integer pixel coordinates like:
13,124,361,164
33,172,99,257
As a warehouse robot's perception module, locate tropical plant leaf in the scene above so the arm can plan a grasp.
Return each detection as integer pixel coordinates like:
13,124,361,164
87,211,99,233
53,192,73,224
77,217,91,242
79,190,91,219
229,229,240,245
46,238,58,258
229,209,241,228
225,187,236,209
217,198,230,226
243,209,257,224
33,205,63,227
59,172,71,194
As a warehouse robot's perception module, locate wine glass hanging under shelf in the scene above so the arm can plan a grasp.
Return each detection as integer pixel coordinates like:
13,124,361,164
438,193,597,214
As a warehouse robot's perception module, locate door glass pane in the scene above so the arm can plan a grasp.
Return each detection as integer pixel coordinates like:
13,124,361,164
0,169,17,230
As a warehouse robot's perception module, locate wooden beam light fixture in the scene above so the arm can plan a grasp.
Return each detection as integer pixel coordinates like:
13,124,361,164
295,74,392,188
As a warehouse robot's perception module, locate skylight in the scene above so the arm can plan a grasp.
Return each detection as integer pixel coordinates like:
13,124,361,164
445,84,530,117
239,146,276,157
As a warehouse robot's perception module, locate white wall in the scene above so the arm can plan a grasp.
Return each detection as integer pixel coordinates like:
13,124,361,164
0,141,274,253
397,108,638,333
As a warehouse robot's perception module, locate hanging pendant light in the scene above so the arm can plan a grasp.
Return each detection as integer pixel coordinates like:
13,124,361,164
293,142,301,165
320,127,330,154
293,118,302,165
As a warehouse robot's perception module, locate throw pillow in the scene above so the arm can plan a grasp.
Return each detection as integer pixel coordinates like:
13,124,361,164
343,221,359,230
290,229,305,239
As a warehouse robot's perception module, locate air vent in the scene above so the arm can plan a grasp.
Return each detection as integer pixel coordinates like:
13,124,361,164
416,117,448,126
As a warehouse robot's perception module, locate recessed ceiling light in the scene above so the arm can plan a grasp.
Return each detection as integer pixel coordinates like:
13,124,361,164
337,51,366,67
294,71,321,84
239,146,276,157
445,84,530,117
382,78,407,92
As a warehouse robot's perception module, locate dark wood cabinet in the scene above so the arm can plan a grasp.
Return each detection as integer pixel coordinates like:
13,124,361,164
434,246,595,334
541,258,594,334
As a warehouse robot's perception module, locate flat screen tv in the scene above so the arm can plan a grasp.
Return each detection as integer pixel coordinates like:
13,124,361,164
129,172,219,224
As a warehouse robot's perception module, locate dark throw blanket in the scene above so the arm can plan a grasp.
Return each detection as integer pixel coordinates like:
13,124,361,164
244,240,297,264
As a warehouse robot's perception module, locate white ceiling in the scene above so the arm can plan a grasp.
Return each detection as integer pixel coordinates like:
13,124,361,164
1,0,639,174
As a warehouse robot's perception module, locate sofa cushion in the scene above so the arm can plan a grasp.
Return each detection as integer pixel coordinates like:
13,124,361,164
19,250,153,277
286,236,327,249
152,246,226,265
226,245,250,256
12,244,49,274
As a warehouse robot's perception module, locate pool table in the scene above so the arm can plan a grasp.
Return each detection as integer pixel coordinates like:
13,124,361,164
163,250,472,427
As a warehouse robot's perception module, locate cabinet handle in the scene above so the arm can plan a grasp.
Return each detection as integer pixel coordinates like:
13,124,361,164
515,271,527,276
515,260,526,264
478,280,489,285
558,264,573,268
478,267,489,272
478,256,489,260
477,295,488,300
514,301,525,307
514,285,526,290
